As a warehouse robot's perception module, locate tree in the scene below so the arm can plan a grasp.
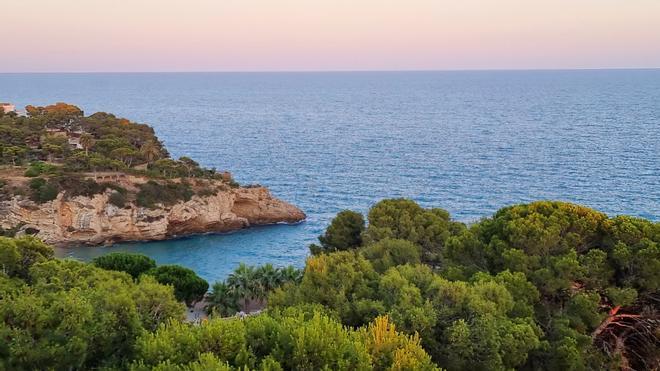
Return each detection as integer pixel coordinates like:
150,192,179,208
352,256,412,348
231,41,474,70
279,265,303,284
2,146,27,166
269,251,381,327
110,146,138,167
0,236,53,278
146,265,209,305
92,252,156,279
79,133,95,155
311,210,365,254
42,135,70,162
206,281,240,317
361,238,422,273
226,263,261,310
140,140,161,163
179,156,200,177
363,199,463,263
255,263,282,293
0,251,183,370
206,264,304,317
28,177,59,203
132,309,437,371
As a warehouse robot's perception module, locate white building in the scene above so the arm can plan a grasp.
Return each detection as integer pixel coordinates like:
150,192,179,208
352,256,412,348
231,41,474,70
1,103,16,113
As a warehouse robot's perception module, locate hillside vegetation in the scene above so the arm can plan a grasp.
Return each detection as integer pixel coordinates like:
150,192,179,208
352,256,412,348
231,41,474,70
0,200,657,370
0,103,238,212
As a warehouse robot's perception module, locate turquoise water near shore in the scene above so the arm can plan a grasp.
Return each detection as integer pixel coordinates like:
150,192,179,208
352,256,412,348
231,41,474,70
2,70,659,283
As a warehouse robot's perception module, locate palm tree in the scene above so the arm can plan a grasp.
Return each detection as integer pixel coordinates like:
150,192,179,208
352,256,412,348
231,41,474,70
256,263,282,294
79,133,95,155
140,140,161,163
226,263,260,311
206,281,239,316
279,265,303,284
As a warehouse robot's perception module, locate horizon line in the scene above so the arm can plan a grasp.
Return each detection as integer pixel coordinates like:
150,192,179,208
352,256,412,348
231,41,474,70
1,67,659,74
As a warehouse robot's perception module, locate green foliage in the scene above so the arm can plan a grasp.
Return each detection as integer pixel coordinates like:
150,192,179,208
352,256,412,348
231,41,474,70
0,236,53,279
273,200,660,370
24,161,58,177
92,252,157,279
56,176,110,198
0,237,184,370
131,309,435,371
311,210,365,254
1,199,658,370
137,180,194,208
1,102,231,206
361,238,421,273
364,198,464,263
206,263,303,316
269,251,381,326
28,177,59,203
109,189,128,207
146,265,209,305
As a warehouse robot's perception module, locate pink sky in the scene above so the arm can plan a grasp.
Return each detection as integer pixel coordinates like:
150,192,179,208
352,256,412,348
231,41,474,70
1,0,659,72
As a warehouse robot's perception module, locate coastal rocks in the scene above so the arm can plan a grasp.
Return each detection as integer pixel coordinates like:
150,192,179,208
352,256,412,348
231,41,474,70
0,187,305,247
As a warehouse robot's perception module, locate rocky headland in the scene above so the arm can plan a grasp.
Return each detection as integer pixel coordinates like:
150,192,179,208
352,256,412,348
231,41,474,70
0,103,305,246
0,176,305,247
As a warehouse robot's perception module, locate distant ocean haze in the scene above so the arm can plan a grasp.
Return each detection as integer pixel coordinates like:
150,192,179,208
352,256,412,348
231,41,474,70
2,70,658,282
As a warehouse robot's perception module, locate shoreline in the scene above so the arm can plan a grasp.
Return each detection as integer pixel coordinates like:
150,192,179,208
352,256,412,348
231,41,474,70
53,219,306,257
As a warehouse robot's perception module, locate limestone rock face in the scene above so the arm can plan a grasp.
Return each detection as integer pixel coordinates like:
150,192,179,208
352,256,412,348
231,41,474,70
0,187,305,246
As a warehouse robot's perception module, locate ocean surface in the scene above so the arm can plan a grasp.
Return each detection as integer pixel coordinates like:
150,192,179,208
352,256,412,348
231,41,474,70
1,70,659,283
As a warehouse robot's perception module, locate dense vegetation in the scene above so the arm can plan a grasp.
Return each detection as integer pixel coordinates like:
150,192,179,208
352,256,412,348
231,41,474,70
0,200,658,370
0,237,185,370
206,263,303,316
274,199,659,370
0,237,434,370
92,252,209,304
0,103,237,208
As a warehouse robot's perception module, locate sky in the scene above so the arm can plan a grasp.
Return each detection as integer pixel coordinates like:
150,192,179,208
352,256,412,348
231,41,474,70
1,0,659,72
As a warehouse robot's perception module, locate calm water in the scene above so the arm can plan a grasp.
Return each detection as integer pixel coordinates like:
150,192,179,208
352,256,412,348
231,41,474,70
2,71,659,283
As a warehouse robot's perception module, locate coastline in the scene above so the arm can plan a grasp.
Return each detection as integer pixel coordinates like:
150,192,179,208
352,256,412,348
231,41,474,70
52,218,307,257
2,184,306,248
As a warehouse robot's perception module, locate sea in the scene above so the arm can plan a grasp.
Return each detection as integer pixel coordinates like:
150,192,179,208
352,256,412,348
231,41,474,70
1,70,659,283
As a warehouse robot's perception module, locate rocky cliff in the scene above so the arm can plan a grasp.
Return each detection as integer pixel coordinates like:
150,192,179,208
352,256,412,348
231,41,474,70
0,186,305,247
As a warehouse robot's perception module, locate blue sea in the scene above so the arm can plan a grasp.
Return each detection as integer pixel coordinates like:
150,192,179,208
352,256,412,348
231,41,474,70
2,70,659,283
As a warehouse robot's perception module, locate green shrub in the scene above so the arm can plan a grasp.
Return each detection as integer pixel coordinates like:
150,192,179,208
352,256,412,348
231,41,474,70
24,162,58,177
146,265,209,305
196,187,218,197
136,181,193,208
108,191,127,207
92,252,157,279
310,210,365,254
55,176,107,198
361,238,421,273
23,167,40,177
28,178,59,203
0,247,184,370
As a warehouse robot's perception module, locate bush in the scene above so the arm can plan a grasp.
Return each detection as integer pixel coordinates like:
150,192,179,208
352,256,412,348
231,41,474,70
24,162,58,177
0,236,53,279
146,265,209,305
136,181,193,208
361,238,421,273
55,176,107,198
108,191,127,207
311,210,365,254
0,250,184,370
92,252,157,279
196,187,218,197
28,178,59,203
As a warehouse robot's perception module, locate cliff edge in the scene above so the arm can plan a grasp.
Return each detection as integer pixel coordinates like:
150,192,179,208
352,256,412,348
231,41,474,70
0,184,305,247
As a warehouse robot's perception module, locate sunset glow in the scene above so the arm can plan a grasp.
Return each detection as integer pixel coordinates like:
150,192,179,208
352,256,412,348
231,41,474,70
1,0,659,72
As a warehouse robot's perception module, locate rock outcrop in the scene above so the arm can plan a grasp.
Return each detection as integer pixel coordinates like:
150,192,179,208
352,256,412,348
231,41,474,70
0,186,305,247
